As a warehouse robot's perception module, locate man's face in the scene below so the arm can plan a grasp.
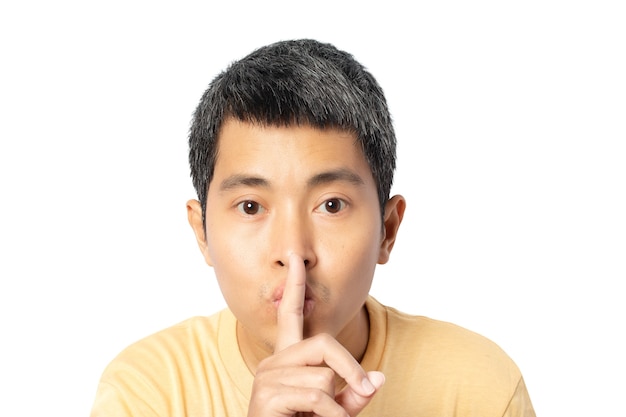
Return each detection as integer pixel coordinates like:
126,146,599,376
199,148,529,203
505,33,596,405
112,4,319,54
194,119,391,352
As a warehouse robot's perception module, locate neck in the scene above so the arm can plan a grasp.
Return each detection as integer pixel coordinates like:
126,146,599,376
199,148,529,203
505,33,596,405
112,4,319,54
237,304,370,375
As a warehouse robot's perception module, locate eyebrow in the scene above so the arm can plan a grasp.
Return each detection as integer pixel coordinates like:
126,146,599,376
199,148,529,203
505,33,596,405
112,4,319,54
219,175,269,191
218,168,365,191
307,168,365,188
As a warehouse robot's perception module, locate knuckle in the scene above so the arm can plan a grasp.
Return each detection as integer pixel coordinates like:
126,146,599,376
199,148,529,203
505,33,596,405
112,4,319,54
305,387,326,404
309,366,335,389
315,332,334,345
255,388,273,404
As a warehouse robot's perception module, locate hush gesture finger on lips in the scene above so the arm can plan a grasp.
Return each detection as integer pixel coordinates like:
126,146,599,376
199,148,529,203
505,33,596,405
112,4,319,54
248,254,385,417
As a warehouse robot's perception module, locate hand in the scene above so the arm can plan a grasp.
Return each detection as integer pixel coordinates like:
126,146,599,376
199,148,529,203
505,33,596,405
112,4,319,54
247,253,384,417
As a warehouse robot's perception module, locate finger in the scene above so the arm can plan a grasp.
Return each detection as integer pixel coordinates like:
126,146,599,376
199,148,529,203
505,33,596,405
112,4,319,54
255,365,336,397
336,371,385,416
250,364,338,417
258,385,345,417
274,253,306,352
269,333,377,398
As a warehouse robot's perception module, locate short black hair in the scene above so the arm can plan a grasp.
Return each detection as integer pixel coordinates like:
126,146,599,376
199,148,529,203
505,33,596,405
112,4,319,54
189,39,396,223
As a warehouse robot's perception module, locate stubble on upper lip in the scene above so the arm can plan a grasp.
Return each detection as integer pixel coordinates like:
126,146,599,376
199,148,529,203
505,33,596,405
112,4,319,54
270,277,331,303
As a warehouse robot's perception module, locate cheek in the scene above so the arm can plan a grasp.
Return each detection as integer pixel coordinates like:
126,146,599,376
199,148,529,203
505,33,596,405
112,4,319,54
205,222,275,305
320,224,381,291
205,224,259,295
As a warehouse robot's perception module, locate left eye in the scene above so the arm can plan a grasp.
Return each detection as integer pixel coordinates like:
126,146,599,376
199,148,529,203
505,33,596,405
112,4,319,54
318,198,347,214
237,200,265,215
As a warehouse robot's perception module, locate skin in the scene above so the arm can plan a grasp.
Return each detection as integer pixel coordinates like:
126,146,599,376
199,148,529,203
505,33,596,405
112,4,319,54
187,119,406,416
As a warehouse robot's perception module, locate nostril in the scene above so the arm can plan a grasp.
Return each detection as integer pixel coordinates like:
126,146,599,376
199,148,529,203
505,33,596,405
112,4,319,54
277,259,308,267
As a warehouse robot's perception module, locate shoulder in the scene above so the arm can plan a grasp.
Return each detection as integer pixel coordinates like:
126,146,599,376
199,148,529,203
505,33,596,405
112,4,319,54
122,313,220,354
99,310,229,383
91,310,233,416
390,305,510,353
364,298,533,415
368,296,522,385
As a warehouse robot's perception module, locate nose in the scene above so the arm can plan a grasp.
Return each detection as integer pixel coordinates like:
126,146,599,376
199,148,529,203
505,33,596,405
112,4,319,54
270,209,316,269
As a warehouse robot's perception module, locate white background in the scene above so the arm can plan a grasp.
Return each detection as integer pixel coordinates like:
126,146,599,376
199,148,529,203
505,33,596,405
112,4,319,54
1,1,624,416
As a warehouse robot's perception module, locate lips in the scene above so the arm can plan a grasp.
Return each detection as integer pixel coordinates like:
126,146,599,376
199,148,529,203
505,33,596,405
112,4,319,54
272,285,315,316
272,285,314,302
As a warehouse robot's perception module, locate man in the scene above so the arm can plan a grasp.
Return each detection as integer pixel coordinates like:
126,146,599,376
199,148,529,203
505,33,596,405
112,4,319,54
91,39,535,416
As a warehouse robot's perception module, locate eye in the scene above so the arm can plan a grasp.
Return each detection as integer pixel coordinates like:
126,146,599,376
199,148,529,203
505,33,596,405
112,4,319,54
318,198,347,214
237,200,265,215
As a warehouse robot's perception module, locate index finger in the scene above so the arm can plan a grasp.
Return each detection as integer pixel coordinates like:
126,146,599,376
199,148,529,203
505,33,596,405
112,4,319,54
274,253,306,352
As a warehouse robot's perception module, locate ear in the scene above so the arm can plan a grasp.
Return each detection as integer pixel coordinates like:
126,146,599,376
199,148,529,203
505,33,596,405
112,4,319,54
378,194,406,264
186,199,214,266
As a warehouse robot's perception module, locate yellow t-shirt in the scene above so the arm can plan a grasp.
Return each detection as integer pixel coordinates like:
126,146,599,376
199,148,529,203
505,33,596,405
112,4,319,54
91,296,535,416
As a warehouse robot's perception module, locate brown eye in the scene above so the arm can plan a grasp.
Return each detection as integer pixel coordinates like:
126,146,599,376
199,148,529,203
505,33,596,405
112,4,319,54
319,198,346,214
237,200,264,215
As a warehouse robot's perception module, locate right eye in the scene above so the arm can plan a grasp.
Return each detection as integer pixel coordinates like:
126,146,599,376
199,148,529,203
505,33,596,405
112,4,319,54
236,200,265,215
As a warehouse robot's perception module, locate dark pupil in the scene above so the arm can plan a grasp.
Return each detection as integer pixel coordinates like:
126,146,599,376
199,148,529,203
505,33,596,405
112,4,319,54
243,201,258,214
326,199,340,214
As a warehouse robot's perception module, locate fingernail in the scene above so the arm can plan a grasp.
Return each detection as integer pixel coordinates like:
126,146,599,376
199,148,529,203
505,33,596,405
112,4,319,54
369,371,385,388
361,377,375,395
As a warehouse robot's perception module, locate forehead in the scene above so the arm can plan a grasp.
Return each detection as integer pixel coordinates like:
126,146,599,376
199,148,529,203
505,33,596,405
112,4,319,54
214,120,370,175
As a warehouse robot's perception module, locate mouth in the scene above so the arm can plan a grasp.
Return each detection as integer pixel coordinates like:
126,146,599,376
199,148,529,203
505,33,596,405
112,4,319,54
272,286,316,317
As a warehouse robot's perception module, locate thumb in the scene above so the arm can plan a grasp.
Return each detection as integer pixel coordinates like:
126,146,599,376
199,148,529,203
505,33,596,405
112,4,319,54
335,371,385,416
